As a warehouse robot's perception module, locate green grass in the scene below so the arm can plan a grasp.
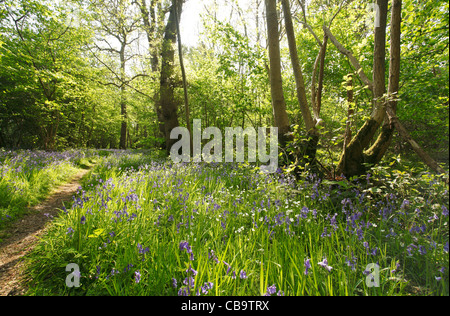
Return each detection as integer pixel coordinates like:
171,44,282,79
24,151,449,296
0,149,102,233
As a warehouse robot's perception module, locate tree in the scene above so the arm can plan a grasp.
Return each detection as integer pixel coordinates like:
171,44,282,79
265,0,291,148
88,0,142,149
0,0,99,150
333,0,390,177
159,0,183,153
281,0,319,166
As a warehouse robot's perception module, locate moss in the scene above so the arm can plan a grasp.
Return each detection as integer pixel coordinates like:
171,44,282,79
337,119,381,178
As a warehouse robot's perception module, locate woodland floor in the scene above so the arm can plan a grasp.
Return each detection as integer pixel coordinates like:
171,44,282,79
0,169,90,296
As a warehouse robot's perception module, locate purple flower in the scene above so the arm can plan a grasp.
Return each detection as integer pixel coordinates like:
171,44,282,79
345,256,357,271
66,227,74,235
304,258,311,275
137,244,149,255
172,278,178,289
186,265,198,277
180,241,190,251
391,262,401,274
223,261,232,275
442,205,449,217
318,258,333,272
267,284,277,295
80,216,86,224
135,271,141,284
239,270,248,279
201,282,214,295
178,288,188,296
418,245,427,255
180,241,195,261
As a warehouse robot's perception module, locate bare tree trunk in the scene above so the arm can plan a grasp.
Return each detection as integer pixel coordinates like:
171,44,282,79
281,0,319,164
160,0,182,153
119,41,127,150
265,0,291,147
316,35,328,118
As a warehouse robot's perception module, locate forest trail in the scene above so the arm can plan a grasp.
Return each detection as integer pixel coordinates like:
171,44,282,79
0,168,91,296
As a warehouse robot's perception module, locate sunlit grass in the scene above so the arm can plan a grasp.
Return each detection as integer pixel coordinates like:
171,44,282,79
25,151,448,296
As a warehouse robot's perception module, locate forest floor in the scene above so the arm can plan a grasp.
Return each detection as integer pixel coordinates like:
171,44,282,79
0,168,91,296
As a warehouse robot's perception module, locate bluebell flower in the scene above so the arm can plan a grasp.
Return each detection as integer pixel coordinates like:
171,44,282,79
304,258,311,275
442,205,449,217
318,258,333,272
135,271,141,284
239,270,248,279
267,285,276,295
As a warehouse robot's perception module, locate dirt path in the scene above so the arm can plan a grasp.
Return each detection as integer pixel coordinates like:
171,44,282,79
0,168,91,296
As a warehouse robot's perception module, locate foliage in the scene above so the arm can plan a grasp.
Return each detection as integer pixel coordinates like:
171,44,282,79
0,149,99,229
26,152,448,296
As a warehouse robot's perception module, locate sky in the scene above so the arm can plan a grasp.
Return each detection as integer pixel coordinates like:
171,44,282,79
179,0,256,47
180,0,203,47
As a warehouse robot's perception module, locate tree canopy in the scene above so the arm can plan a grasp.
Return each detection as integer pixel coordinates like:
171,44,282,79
0,0,448,176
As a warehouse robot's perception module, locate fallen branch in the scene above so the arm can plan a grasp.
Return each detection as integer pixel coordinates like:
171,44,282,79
386,106,446,175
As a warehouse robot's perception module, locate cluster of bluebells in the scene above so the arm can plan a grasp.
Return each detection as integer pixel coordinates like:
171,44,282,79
174,241,215,296
0,149,100,222
263,284,284,296
43,152,448,295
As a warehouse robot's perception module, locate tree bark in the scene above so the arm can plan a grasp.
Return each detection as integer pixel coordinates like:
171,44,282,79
175,2,192,148
160,0,182,153
365,0,402,165
336,0,389,178
119,37,127,150
316,35,328,118
265,0,291,147
281,0,319,164
343,74,354,150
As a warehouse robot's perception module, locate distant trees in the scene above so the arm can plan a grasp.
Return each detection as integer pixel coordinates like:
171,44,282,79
0,0,447,176
88,0,142,150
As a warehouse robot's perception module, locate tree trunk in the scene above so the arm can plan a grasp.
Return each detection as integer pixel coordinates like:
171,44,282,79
119,42,127,150
265,0,291,147
281,0,319,164
316,35,328,118
175,2,192,147
160,0,182,153
365,0,402,165
336,0,388,178
138,0,166,147
343,74,355,150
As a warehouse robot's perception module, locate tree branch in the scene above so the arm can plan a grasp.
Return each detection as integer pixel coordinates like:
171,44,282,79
323,25,374,92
